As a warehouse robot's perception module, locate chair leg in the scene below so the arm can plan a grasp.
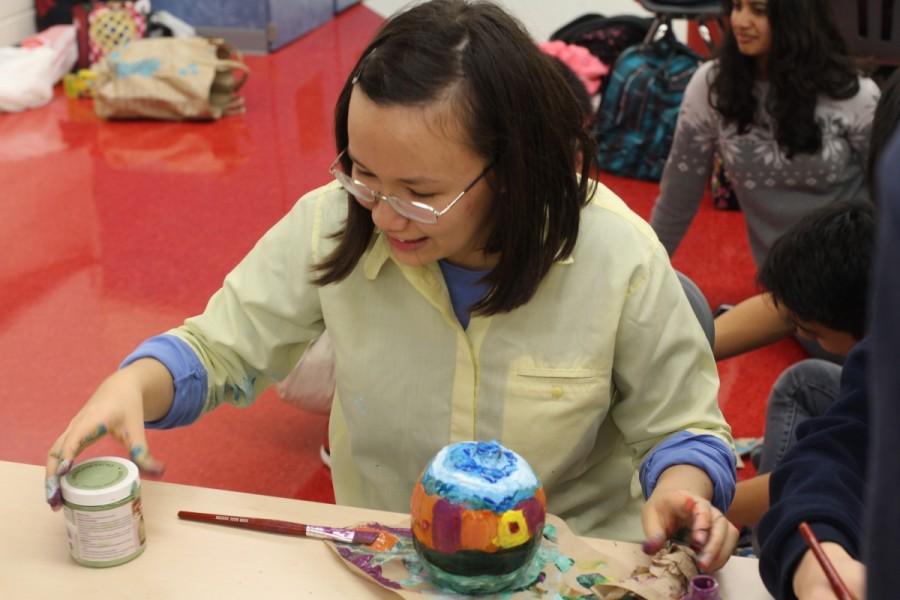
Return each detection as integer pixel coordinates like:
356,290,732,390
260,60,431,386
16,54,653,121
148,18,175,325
698,21,714,50
700,15,727,52
644,15,668,44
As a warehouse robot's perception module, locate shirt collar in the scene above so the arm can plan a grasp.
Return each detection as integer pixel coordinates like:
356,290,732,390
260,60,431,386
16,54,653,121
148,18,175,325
362,231,574,280
363,232,393,280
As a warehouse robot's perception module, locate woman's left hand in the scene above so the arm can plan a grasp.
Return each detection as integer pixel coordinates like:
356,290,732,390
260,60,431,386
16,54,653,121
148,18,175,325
641,489,739,572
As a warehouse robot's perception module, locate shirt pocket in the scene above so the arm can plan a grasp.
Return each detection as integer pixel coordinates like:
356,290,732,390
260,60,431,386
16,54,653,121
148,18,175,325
513,366,603,398
502,361,611,476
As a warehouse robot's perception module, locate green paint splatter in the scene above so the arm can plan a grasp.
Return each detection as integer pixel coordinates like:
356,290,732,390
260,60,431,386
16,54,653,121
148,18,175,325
554,555,575,573
543,523,559,543
576,572,609,588
336,522,609,597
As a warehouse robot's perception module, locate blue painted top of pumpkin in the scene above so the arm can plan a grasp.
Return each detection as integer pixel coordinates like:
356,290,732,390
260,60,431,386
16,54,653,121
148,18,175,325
420,440,541,512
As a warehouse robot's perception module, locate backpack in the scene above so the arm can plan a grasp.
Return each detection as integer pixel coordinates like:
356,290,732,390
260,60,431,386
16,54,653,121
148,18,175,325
593,29,702,181
550,14,652,94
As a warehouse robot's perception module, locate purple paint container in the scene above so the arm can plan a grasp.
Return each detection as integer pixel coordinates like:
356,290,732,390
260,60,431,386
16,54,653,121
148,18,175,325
682,574,721,600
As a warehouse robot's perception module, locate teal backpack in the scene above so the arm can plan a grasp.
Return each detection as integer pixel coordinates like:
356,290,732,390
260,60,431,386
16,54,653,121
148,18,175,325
593,30,702,181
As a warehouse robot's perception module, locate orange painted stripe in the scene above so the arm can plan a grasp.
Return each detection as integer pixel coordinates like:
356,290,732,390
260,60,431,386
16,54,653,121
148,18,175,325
410,483,437,549
459,510,500,552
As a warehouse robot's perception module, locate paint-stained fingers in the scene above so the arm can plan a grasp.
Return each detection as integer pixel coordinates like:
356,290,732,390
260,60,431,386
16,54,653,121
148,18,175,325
73,423,110,456
688,497,713,548
698,514,739,572
640,496,678,555
128,444,165,477
640,525,668,555
46,424,107,510
719,518,741,569
45,435,73,511
44,423,110,510
119,423,165,477
45,441,67,480
44,420,164,510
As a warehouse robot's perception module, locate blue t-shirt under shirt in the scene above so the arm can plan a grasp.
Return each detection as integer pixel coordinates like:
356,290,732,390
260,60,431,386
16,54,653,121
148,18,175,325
438,259,490,329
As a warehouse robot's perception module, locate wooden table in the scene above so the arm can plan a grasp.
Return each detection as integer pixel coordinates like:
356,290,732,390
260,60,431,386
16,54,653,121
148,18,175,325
0,461,772,598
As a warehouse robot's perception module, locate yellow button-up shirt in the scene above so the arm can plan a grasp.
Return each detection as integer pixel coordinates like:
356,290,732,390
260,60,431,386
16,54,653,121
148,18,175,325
171,180,732,542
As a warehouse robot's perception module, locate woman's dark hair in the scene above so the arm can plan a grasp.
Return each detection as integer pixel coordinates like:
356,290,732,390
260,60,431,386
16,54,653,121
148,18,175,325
758,200,875,339
549,56,595,129
313,0,597,315
711,0,860,158
868,67,900,196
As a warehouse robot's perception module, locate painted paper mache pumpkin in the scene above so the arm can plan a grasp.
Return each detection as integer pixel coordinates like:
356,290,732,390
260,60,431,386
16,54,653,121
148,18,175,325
410,440,546,594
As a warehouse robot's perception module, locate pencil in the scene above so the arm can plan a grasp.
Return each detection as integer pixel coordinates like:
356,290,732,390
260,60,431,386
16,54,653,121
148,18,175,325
798,522,858,600
178,510,380,545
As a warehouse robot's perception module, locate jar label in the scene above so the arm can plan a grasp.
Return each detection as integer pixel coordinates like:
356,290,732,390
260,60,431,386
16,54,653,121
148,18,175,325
64,496,146,564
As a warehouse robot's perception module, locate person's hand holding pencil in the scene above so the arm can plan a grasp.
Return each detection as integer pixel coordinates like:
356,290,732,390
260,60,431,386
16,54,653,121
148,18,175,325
793,523,865,600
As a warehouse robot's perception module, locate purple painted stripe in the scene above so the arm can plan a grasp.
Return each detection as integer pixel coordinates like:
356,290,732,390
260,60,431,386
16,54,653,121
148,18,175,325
517,497,545,535
431,499,462,553
363,522,412,537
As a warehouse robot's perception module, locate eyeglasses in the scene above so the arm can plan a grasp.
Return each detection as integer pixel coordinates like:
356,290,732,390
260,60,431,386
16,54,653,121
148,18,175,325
329,150,491,224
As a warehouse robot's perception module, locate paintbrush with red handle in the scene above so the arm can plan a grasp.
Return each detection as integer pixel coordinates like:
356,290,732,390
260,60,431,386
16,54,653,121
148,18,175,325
798,522,859,600
178,510,379,545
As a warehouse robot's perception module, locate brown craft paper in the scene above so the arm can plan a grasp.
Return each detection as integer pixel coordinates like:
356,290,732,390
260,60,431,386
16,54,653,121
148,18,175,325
327,514,698,599
594,545,699,600
92,37,249,121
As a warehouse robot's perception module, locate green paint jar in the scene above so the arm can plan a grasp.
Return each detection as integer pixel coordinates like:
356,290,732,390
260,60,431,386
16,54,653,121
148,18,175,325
60,457,146,567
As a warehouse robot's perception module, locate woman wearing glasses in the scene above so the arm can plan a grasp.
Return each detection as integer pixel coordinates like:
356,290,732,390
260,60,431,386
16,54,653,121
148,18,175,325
45,0,738,571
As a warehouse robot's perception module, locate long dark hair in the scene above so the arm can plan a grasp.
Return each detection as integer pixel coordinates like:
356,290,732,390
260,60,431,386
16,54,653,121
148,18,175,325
312,0,597,315
711,0,860,158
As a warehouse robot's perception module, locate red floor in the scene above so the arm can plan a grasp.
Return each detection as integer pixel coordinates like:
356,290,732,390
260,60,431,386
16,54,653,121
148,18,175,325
0,5,801,503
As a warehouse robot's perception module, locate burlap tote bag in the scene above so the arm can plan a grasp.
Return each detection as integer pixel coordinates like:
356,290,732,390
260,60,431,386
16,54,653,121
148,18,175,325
93,36,249,120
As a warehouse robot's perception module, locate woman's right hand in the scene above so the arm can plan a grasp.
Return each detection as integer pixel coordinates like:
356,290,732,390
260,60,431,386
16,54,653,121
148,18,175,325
45,360,168,510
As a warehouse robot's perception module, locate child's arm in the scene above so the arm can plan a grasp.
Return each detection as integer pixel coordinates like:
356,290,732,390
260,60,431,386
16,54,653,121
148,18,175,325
726,473,770,528
714,293,794,360
649,62,719,257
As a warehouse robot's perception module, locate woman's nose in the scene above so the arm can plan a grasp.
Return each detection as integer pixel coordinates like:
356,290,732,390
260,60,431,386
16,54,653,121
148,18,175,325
371,196,409,232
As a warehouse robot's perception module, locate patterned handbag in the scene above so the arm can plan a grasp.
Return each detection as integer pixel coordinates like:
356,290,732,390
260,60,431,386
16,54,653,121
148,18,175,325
66,1,148,69
87,1,147,65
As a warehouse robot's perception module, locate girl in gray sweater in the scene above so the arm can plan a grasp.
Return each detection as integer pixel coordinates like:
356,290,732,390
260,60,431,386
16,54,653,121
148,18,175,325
650,0,879,270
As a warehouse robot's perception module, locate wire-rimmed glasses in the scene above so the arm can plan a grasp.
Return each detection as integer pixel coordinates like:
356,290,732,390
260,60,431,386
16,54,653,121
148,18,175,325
329,150,491,224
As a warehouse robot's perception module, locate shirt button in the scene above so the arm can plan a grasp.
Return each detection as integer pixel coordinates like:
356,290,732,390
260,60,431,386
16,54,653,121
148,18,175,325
551,386,563,399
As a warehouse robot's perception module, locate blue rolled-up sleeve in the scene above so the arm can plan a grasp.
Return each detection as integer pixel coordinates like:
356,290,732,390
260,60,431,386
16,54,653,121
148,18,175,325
120,334,208,429
639,431,737,512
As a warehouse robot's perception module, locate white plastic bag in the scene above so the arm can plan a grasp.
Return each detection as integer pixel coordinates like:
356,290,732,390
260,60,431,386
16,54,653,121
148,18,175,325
0,25,77,113
277,331,335,415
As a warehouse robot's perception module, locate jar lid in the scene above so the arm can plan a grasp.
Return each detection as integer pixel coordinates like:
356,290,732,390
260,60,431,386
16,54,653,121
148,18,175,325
61,456,140,507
